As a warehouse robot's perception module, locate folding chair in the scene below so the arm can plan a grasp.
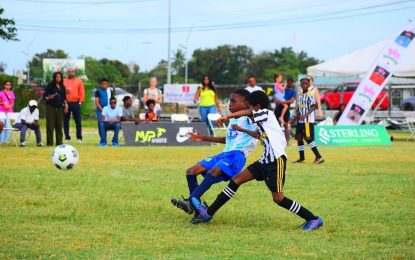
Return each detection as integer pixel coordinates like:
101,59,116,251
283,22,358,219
2,112,31,146
406,117,415,141
171,114,190,123
207,113,227,137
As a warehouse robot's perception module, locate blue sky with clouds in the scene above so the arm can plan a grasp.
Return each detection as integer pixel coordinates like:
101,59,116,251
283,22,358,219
1,0,414,75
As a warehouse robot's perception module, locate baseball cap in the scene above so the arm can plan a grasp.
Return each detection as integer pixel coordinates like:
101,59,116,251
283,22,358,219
29,100,38,107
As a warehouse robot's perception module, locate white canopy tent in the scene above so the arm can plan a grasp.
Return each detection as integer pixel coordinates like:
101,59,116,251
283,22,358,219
307,41,415,78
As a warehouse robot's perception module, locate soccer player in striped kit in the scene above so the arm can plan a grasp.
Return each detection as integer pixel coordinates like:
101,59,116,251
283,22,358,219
292,78,324,164
190,90,323,231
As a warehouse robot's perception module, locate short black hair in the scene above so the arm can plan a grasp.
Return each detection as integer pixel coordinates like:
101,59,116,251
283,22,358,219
232,88,250,98
287,77,294,82
110,97,116,102
245,90,269,109
146,99,155,107
248,75,256,79
123,95,131,102
100,78,108,83
300,78,310,83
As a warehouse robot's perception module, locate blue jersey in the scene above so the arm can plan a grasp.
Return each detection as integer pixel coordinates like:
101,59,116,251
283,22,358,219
223,116,257,155
284,88,296,101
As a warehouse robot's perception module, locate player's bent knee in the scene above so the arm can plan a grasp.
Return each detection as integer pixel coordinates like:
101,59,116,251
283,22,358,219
207,168,222,177
272,192,284,204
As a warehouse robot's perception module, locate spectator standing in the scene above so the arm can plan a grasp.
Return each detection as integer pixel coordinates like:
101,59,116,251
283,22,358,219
274,78,297,142
143,76,163,116
43,72,68,146
100,97,122,146
0,112,5,136
245,75,264,93
13,100,43,147
193,75,220,135
63,67,85,143
95,79,113,140
307,75,323,119
0,81,15,143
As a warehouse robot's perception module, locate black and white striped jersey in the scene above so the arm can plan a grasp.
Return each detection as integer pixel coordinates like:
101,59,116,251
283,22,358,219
298,90,315,123
251,109,287,163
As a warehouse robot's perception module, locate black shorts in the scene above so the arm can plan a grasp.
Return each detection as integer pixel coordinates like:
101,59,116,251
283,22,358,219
295,122,315,139
247,156,287,193
274,105,290,123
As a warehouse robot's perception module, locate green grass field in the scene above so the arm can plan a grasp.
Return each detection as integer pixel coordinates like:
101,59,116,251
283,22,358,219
1,123,414,258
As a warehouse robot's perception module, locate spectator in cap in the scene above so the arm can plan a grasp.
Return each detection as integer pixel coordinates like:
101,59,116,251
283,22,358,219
13,100,43,147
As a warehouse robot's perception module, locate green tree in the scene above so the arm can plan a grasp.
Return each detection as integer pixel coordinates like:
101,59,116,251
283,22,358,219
188,45,253,84
0,8,18,41
172,49,185,76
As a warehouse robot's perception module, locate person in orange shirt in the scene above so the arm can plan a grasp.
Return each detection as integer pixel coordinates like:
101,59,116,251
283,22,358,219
63,67,85,143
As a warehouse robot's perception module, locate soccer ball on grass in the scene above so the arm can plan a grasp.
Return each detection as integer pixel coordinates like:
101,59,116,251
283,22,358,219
51,144,79,171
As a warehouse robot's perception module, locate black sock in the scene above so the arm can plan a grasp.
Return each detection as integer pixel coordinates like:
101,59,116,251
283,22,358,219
298,140,305,160
207,180,239,216
278,197,317,221
306,139,321,159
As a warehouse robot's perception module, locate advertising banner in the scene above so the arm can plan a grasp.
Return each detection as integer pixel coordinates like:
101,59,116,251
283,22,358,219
338,22,415,125
121,122,209,146
315,125,391,146
43,59,86,82
163,84,199,104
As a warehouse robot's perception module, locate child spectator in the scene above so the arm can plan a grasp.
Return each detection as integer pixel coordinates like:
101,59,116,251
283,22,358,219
274,74,287,125
145,99,159,122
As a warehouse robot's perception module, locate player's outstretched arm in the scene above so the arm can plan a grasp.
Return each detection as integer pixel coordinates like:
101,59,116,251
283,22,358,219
231,124,260,139
216,110,251,125
188,132,226,144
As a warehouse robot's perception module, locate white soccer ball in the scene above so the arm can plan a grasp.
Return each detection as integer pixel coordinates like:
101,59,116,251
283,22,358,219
51,144,79,171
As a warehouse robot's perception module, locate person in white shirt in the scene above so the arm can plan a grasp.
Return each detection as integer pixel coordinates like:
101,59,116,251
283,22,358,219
13,100,42,147
245,75,264,93
99,97,122,146
190,90,324,231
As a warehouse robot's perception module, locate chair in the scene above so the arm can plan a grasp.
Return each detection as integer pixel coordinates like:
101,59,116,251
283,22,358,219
406,117,415,141
139,113,146,121
2,112,30,146
207,113,227,137
171,113,190,123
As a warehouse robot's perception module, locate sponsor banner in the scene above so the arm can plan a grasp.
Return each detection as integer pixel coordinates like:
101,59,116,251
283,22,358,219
122,122,210,146
338,22,415,125
164,84,199,104
43,59,86,82
315,125,391,146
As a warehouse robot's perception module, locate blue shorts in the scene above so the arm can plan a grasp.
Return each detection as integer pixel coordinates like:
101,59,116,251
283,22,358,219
199,150,246,182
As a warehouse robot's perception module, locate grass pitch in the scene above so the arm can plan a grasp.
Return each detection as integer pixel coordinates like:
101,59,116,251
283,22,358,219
0,126,414,258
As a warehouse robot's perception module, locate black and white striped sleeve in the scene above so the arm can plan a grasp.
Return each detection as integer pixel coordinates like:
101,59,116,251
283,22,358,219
252,109,269,123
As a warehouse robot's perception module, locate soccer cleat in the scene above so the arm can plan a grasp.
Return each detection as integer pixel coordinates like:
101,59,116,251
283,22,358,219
189,213,203,224
302,216,324,231
77,139,82,143
171,197,194,214
37,143,44,147
20,142,26,147
313,158,325,164
292,159,305,163
191,197,212,222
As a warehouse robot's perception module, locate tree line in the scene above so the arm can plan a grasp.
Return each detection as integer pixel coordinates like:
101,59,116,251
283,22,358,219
24,45,319,86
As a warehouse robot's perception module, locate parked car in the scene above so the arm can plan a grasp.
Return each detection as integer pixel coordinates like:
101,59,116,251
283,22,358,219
92,86,140,110
320,82,389,110
400,96,415,111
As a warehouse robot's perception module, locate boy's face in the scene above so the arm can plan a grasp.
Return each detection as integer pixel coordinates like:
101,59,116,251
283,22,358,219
148,103,155,111
300,80,310,92
110,99,117,108
228,93,247,113
124,98,132,107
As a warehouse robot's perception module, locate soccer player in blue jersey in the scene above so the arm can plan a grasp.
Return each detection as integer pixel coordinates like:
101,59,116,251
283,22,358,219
171,89,257,223
190,90,324,231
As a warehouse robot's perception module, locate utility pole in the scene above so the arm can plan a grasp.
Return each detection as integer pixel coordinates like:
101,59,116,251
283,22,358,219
167,0,172,84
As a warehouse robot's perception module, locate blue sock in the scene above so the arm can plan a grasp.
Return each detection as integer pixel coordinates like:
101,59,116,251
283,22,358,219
190,173,222,200
186,175,198,195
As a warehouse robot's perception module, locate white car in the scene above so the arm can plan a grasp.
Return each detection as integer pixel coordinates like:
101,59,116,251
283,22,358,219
113,87,140,111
